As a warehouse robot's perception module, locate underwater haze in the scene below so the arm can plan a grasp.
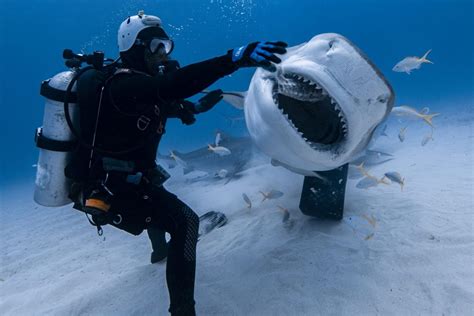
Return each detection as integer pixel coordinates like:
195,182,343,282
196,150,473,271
0,0,472,184
1,1,474,315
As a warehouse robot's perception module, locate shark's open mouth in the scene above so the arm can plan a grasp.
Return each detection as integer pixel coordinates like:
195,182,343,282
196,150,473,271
271,73,347,146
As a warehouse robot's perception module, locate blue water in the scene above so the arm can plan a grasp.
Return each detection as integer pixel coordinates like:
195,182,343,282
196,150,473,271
0,0,472,185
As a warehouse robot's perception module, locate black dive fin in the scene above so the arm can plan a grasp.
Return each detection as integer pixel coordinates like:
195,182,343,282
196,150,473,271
298,163,349,220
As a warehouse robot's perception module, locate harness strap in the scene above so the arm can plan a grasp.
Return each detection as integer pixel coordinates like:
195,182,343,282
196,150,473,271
40,79,78,103
35,127,78,152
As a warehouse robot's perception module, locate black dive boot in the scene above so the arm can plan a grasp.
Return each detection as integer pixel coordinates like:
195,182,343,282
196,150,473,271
148,226,169,263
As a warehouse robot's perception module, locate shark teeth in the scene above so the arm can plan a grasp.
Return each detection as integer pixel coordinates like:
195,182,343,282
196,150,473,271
278,73,326,102
275,72,349,142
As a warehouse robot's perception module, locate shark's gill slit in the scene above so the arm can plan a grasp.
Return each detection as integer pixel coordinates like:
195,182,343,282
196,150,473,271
271,72,348,147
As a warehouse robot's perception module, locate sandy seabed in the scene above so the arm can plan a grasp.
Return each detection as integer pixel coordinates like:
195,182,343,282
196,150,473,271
1,109,473,315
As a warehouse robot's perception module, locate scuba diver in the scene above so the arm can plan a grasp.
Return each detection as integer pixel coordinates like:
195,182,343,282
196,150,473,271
140,49,219,264
119,35,220,265
63,11,287,316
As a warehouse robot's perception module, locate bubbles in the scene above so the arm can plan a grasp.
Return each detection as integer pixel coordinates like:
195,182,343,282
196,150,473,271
79,0,152,54
166,23,185,38
208,0,257,38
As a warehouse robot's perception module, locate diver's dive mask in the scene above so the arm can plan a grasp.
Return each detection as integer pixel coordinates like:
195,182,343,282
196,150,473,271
135,37,174,55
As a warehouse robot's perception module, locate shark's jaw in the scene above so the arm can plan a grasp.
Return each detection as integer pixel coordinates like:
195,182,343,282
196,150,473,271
272,72,347,146
244,33,395,172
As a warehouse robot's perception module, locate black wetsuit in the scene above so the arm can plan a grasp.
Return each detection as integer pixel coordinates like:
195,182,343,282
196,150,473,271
77,53,238,315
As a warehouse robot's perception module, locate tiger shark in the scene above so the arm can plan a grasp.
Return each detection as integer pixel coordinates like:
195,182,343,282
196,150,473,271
223,33,395,173
157,132,266,181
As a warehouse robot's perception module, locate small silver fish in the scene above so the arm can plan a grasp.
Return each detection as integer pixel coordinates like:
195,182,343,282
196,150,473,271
421,134,433,146
398,127,407,142
384,172,405,191
421,128,434,146
277,205,290,223
242,193,252,209
392,49,433,74
355,163,389,189
362,214,377,228
170,150,188,168
260,189,284,202
356,177,380,189
215,132,222,146
364,233,375,241
208,144,231,156
216,169,228,178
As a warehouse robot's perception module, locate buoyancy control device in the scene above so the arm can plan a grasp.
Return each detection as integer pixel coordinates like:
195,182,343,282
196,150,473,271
34,49,116,206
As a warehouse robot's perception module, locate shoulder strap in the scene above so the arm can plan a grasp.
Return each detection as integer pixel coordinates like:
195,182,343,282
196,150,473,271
113,68,151,77
68,66,152,156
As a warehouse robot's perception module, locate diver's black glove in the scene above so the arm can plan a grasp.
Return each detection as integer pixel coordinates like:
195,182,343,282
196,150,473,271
194,89,223,113
178,100,197,125
230,41,288,72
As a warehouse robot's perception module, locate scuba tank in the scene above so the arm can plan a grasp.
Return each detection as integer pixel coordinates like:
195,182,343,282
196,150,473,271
34,70,78,206
34,50,114,206
34,48,179,237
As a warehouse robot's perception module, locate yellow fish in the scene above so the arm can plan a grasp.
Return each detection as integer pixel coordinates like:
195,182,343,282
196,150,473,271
277,205,290,223
392,105,440,127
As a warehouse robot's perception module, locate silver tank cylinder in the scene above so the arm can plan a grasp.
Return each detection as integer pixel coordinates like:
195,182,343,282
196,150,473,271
34,71,79,207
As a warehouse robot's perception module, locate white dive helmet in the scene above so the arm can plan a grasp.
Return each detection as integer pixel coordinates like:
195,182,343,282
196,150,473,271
118,10,163,52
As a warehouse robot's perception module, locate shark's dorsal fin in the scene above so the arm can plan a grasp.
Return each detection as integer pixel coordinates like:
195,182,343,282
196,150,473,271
221,91,247,110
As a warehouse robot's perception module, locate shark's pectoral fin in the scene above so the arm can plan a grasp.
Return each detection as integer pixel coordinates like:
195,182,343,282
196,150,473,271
271,159,327,181
221,91,247,110
183,165,195,175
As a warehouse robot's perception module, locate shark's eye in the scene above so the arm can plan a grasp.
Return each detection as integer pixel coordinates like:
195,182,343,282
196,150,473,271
328,40,336,51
